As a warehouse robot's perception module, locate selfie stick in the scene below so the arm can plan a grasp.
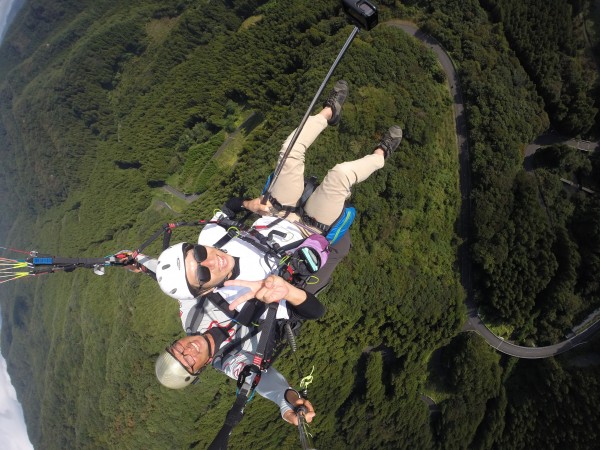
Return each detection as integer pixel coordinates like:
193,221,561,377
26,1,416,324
262,1,378,204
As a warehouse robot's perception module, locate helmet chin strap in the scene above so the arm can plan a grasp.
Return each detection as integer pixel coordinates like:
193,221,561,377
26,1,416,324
202,333,214,364
185,333,214,381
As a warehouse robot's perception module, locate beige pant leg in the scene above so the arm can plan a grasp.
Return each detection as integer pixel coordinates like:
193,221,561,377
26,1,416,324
304,154,384,226
269,114,328,206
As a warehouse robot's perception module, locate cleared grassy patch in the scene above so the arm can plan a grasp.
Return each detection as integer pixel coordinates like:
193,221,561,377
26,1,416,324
239,15,263,31
146,17,180,44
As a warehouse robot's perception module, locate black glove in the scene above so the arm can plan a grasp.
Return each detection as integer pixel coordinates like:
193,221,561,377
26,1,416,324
222,197,245,218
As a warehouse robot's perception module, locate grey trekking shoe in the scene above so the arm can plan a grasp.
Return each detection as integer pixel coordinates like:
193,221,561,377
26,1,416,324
323,80,349,126
378,125,403,159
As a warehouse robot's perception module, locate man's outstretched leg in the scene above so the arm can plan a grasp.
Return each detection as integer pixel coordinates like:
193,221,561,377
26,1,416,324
269,80,349,208
304,125,403,226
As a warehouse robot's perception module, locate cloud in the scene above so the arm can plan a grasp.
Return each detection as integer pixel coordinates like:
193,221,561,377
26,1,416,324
0,0,14,42
1,0,25,44
0,335,33,450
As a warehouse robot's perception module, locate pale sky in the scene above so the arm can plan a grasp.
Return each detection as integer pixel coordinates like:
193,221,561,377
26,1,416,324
0,0,13,43
0,0,21,44
0,323,34,450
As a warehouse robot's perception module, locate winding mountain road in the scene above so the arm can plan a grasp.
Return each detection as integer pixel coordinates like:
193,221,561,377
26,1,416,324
391,20,600,358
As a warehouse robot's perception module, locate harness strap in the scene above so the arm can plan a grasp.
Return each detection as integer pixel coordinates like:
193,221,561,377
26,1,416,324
133,225,170,257
207,393,248,450
253,302,279,369
211,327,261,363
185,293,265,334
301,213,331,233
207,303,279,450
184,296,208,334
267,176,319,217
236,234,273,256
212,227,239,249
268,195,299,214
213,215,278,256
213,213,307,265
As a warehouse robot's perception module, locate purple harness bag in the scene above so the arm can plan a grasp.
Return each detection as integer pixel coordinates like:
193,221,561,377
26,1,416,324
293,234,330,273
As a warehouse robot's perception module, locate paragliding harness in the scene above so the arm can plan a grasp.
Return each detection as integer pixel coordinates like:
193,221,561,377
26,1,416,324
212,214,331,291
262,174,357,247
201,211,325,343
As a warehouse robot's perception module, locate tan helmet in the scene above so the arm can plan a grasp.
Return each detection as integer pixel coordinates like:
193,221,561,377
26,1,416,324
155,351,197,389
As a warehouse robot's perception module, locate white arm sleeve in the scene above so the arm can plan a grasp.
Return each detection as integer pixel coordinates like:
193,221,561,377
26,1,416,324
135,253,158,274
213,350,293,418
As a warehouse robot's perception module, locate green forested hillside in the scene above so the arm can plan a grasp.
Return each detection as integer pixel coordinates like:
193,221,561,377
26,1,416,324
0,0,599,449
482,0,598,136
414,0,600,344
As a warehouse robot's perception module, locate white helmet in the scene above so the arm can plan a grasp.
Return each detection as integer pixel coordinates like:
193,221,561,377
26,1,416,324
155,351,197,389
156,243,196,301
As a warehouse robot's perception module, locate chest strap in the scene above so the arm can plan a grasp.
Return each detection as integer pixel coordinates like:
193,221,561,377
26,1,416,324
185,292,266,335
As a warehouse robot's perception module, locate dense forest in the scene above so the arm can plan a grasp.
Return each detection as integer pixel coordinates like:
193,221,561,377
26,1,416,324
0,0,599,449
482,0,598,136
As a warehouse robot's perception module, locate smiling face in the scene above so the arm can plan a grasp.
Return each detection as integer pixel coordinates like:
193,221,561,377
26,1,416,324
184,245,235,291
167,335,211,374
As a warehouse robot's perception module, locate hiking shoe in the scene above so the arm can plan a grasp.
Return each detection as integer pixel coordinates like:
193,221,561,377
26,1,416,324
323,80,349,126
378,125,403,159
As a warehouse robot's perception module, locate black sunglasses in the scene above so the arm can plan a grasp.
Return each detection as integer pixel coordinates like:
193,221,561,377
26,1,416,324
187,244,211,285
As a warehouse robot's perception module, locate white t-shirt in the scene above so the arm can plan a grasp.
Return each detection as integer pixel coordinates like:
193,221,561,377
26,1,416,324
176,212,305,327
